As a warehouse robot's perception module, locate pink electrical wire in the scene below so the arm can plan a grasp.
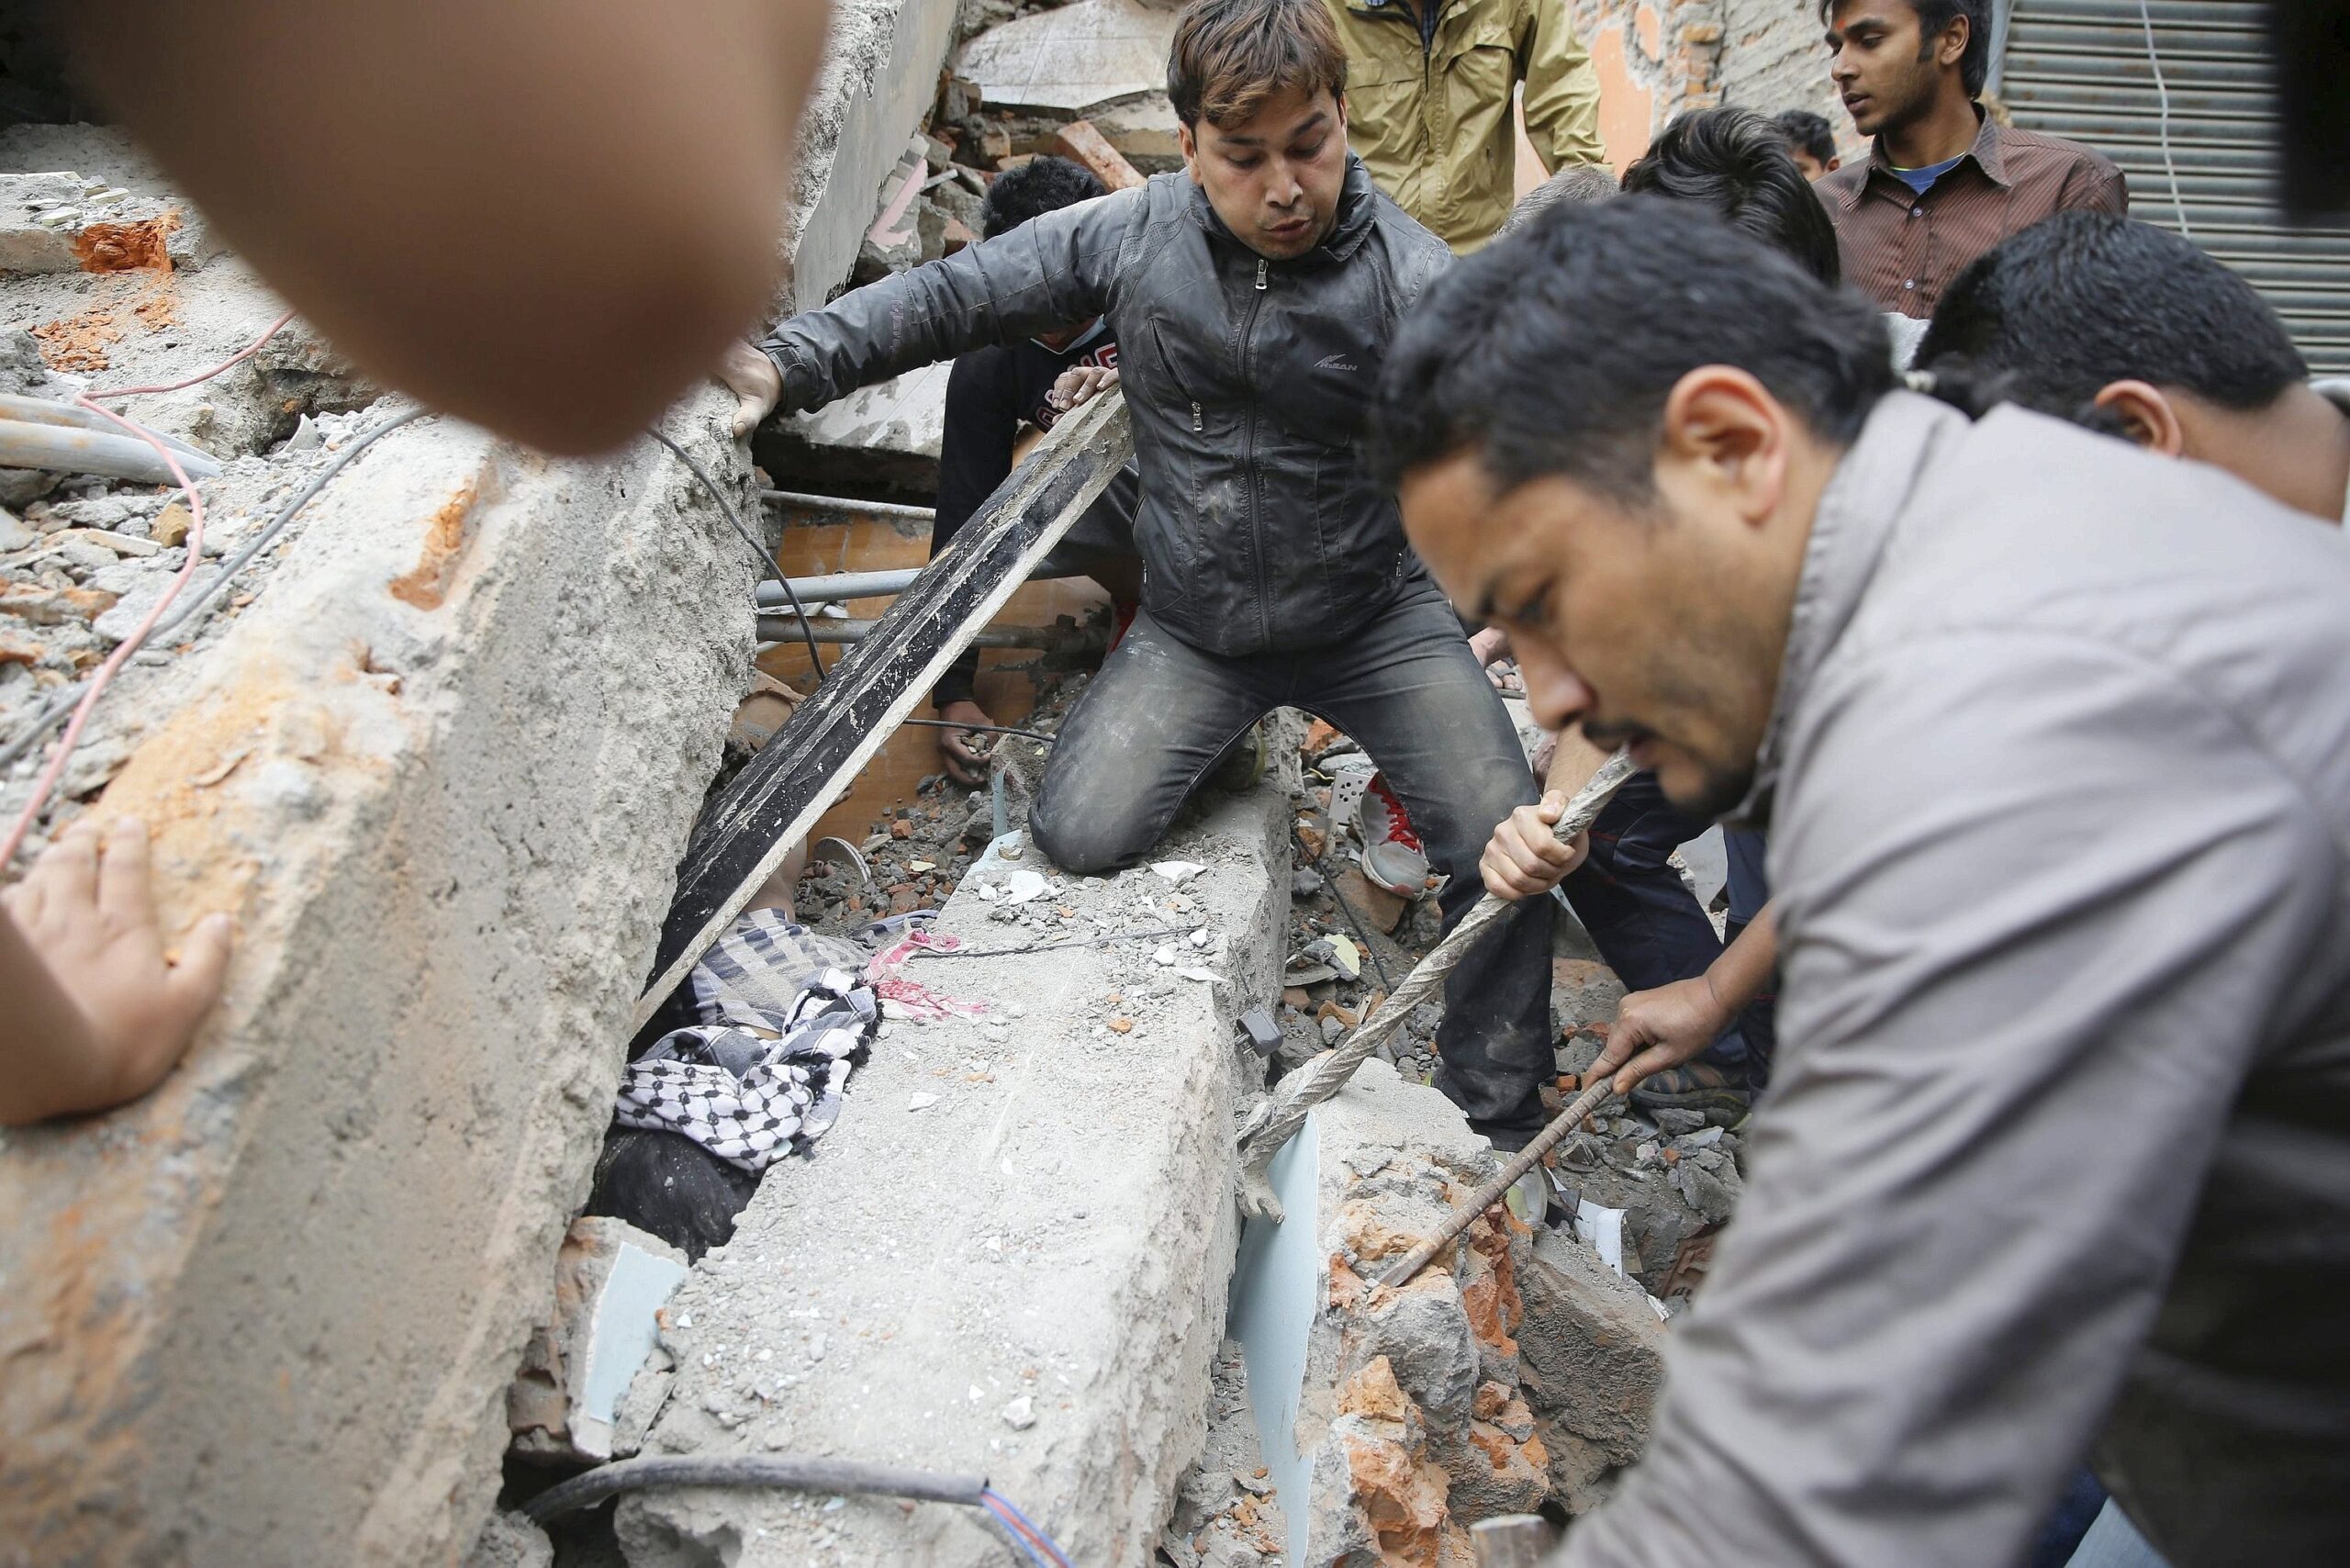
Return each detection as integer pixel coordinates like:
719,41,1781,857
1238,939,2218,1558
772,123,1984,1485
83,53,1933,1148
0,309,298,868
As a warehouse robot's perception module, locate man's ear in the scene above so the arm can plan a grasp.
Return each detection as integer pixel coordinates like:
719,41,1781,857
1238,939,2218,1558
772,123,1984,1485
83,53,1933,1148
1660,365,1789,526
1178,119,1201,183
1826,154,1841,173
1939,14,1971,71
2091,379,2188,457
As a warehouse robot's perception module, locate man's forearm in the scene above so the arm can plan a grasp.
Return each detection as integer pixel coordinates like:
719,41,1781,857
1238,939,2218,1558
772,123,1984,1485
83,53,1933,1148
1543,728,1616,798
1704,902,1776,1017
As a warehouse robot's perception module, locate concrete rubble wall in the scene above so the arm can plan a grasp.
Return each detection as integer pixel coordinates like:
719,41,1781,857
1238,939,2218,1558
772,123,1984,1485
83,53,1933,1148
0,0,953,1556
617,785,1291,1567
0,395,762,1566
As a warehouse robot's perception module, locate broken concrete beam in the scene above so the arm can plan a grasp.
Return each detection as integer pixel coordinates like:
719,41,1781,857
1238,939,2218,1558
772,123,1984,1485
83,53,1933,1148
0,388,765,1564
509,1216,691,1464
771,358,951,495
618,784,1291,1565
785,0,960,311
1050,118,1147,191
955,0,1181,116
0,172,86,273
1091,93,1185,171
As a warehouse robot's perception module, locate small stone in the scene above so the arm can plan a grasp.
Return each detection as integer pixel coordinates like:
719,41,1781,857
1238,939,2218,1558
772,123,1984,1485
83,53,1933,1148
907,1092,940,1111
1319,1015,1345,1044
890,820,912,839
1001,1394,1036,1430
1108,1017,1133,1035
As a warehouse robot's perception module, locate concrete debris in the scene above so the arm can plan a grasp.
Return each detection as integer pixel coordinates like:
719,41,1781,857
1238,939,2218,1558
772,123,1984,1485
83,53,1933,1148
508,1217,691,1465
464,1509,556,1568
954,0,1181,117
1515,1229,1668,1515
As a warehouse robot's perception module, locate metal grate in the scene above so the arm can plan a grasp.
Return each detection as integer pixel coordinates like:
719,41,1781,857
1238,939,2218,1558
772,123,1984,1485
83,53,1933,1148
1998,0,2350,374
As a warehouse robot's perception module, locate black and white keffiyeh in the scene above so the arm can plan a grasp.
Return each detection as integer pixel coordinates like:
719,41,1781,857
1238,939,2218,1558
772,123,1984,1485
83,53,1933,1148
614,911,878,1172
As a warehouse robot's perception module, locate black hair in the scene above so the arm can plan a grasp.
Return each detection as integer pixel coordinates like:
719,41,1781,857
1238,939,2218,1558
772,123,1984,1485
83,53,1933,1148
1774,108,1838,166
1620,106,1841,285
1822,0,1991,98
979,156,1108,240
1914,211,2308,425
1369,196,1897,502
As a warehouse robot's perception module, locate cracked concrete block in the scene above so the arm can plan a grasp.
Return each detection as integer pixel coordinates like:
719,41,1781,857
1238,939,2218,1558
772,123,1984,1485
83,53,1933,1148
956,0,1182,116
1516,1227,1667,1513
617,787,1291,1567
509,1216,691,1464
0,389,764,1565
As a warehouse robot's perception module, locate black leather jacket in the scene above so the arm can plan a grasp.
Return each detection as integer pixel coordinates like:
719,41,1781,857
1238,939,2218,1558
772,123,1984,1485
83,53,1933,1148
757,156,1454,656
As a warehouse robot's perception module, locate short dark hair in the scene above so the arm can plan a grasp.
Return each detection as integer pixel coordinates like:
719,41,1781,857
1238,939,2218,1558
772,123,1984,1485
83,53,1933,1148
1370,196,1897,502
980,156,1108,240
1774,108,1838,166
1619,107,1841,285
1168,0,1348,129
1914,211,2309,423
1824,0,1991,98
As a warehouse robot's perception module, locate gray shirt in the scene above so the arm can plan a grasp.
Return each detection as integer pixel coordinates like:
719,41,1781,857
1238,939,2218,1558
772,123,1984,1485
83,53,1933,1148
1556,394,2350,1568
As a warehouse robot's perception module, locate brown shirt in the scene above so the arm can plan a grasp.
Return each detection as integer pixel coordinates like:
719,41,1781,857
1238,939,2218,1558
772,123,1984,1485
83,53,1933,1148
1820,110,2127,318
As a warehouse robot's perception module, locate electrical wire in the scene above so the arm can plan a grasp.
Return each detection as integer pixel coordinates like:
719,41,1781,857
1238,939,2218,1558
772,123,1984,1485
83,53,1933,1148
984,1486,1075,1568
981,1494,1053,1568
2137,0,2189,238
0,407,429,777
85,308,297,398
648,427,825,683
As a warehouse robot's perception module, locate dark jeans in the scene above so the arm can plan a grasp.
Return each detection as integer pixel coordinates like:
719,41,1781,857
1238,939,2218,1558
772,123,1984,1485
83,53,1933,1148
1557,771,1777,1083
1030,591,1556,1141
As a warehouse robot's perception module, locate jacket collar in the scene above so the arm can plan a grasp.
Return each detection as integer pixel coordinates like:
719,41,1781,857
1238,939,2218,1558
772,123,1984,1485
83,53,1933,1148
1732,391,1966,824
1186,153,1382,265
1832,105,2007,213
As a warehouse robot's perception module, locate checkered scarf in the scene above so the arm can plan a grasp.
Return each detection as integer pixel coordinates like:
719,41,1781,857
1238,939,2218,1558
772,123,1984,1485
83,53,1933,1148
613,911,879,1172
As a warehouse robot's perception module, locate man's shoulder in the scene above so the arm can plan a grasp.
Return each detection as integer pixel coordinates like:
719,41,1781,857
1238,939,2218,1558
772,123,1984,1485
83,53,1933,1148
1363,183,1456,275
1816,159,1869,215
1993,121,2122,180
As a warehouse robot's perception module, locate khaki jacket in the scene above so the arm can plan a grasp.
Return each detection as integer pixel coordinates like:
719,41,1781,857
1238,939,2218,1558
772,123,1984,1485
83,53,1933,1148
1326,0,1604,252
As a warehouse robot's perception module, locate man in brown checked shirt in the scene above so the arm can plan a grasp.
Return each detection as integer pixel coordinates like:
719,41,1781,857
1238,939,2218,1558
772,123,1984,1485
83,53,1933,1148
1818,0,2125,319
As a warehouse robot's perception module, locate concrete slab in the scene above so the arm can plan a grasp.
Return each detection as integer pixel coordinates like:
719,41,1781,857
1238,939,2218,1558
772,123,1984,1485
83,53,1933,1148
783,359,950,464
787,0,961,311
956,0,1181,117
616,786,1291,1567
0,389,766,1565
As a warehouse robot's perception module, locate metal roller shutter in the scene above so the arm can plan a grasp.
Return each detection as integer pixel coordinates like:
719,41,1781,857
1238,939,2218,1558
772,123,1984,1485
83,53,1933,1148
1997,0,2350,374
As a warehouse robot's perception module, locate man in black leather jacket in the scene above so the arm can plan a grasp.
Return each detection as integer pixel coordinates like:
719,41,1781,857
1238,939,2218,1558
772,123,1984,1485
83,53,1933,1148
726,0,1561,1149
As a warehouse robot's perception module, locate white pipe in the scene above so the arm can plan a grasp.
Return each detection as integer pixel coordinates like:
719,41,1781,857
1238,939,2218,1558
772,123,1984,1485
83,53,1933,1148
0,417,220,483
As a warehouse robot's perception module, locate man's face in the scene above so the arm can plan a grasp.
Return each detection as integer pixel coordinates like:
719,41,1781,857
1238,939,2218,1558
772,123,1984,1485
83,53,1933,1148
1396,378,1819,817
1178,84,1349,261
1825,0,1962,139
1792,148,1840,180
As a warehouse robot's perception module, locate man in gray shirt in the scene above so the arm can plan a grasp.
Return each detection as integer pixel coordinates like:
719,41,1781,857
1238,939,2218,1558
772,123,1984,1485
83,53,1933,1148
1371,196,2350,1565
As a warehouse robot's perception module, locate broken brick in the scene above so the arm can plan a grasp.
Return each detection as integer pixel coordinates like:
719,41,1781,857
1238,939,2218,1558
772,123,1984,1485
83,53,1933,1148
1331,866,1406,933
1047,118,1147,192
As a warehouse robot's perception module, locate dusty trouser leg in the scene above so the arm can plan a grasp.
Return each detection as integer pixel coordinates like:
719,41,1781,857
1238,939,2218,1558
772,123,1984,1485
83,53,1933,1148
1299,589,1553,1146
1720,825,1777,1085
1028,608,1272,874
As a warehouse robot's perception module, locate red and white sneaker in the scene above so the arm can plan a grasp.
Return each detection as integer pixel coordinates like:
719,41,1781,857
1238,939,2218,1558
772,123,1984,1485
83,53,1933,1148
1354,771,1429,898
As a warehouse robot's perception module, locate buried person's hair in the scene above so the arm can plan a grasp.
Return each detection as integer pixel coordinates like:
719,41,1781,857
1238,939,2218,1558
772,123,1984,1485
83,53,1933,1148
980,156,1109,240
1168,0,1348,128
1620,106,1841,285
1774,107,1839,166
1914,211,2309,423
1368,196,1897,500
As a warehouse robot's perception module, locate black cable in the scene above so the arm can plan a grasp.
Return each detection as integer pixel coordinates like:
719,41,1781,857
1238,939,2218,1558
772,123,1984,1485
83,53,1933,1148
648,428,825,684
0,406,430,775
898,717,1058,745
520,1453,987,1524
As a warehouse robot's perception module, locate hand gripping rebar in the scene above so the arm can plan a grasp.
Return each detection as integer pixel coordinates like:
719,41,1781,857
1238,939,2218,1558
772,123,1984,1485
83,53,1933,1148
1234,749,1636,1220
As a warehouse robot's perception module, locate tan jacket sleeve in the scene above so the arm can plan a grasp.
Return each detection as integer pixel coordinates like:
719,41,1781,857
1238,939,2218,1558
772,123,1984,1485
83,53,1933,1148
1516,0,1606,172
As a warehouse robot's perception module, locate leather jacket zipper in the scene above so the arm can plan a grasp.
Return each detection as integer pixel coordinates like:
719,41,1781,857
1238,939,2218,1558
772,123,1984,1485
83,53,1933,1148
1192,400,1202,432
1242,255,1271,648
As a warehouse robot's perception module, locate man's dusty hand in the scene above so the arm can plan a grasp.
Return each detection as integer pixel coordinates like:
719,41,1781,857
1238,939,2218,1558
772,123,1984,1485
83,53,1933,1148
1588,974,1729,1095
1047,364,1119,412
1479,790,1589,900
1467,625,1522,691
0,817,233,1121
719,341,783,440
935,700,995,788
